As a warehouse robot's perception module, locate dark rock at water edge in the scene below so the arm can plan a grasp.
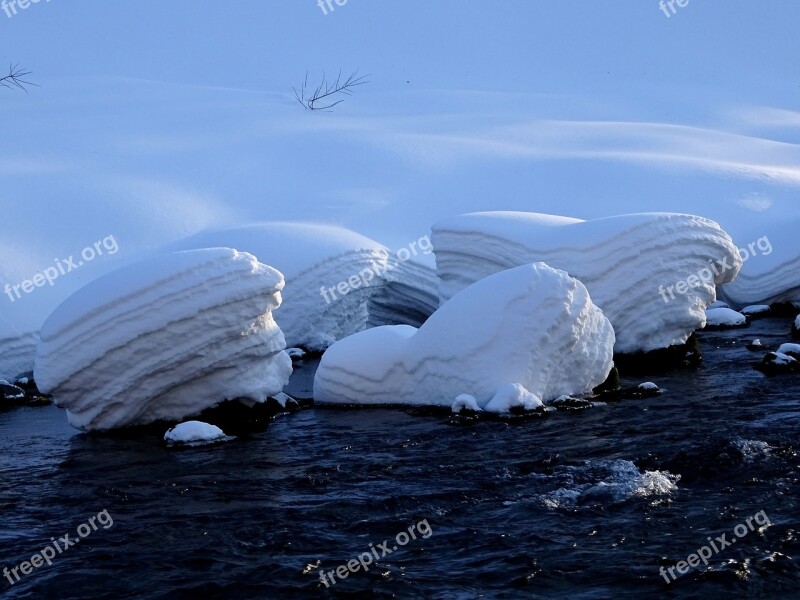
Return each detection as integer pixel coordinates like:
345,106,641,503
614,335,701,375
754,352,800,375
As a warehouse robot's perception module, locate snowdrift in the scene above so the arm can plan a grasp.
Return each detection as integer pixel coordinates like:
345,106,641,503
432,212,742,354
167,223,438,351
718,223,798,307
314,263,615,412
34,248,292,431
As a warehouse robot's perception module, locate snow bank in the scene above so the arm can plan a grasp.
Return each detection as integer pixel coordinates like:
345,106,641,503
432,211,742,354
167,223,437,351
719,225,795,306
34,249,292,431
314,263,615,413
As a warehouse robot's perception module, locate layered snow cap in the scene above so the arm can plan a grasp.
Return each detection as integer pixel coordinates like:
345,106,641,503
168,222,438,350
432,211,742,353
34,248,292,431
718,223,795,307
314,262,615,412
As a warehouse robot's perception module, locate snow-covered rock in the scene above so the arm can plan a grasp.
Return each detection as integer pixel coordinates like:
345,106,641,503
637,382,659,391
484,383,544,414
314,263,615,412
452,394,482,413
432,211,741,354
793,315,800,340
756,351,800,375
707,301,730,310
776,343,800,359
34,249,292,431
741,304,771,316
167,223,438,351
704,307,747,328
164,421,229,445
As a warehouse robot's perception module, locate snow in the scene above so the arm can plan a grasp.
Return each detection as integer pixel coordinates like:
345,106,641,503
704,307,747,327
484,383,544,414
719,222,798,306
707,301,730,310
770,352,796,366
638,382,659,391
164,421,228,445
2,6,800,382
776,343,800,358
166,223,437,351
741,304,771,315
314,263,615,412
432,212,741,354
452,394,482,414
34,249,292,431
796,315,800,330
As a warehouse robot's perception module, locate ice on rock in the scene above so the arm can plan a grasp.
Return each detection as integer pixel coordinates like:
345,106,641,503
164,421,229,445
34,249,292,431
432,211,742,353
168,223,438,351
314,263,615,413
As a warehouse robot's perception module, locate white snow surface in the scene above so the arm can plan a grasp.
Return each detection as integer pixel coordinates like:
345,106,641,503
741,304,771,315
432,211,742,354
166,223,437,351
314,263,615,412
776,343,800,357
705,307,747,327
452,394,482,414
164,421,228,444
34,248,292,431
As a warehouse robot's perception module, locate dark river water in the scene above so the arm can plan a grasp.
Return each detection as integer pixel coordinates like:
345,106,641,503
1,317,799,599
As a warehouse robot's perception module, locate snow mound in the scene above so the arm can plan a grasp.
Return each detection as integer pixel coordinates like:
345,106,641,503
314,263,615,412
705,307,747,327
718,225,793,307
167,223,437,351
432,211,741,353
165,421,229,445
34,249,292,431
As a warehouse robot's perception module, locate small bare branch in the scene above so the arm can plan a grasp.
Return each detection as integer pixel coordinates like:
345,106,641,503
0,64,36,93
292,69,369,111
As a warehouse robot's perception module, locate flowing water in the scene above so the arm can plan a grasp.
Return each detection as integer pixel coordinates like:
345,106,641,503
1,317,799,599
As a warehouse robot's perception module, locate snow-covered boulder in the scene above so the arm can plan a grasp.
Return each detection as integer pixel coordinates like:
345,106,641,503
741,304,771,316
164,421,229,446
34,249,292,431
776,343,800,359
167,223,438,351
704,307,747,328
314,263,615,413
793,315,800,340
432,211,741,354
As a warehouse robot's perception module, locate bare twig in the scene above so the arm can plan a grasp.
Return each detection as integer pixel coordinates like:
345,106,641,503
293,69,369,111
0,64,36,93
